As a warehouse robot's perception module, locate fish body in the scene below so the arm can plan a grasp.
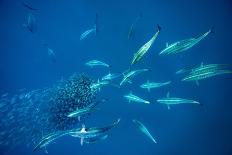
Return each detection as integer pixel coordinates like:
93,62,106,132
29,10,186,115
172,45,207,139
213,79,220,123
182,63,232,82
131,25,161,65
85,60,111,68
190,63,230,75
101,72,121,81
90,79,110,91
69,119,120,145
182,70,232,82
33,131,66,152
159,28,213,55
80,14,98,40
47,48,56,63
67,107,98,118
120,69,150,86
128,13,142,40
133,119,157,143
124,91,150,104
80,26,96,40
157,92,200,109
22,2,38,11
23,14,36,33
140,80,171,92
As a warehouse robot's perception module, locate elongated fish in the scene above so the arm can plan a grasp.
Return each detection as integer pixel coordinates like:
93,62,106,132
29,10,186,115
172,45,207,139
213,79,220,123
182,70,232,82
47,47,56,63
181,63,232,84
124,91,150,104
101,72,121,81
133,119,157,143
23,13,36,33
120,68,151,86
189,63,231,75
140,80,171,92
90,79,110,91
80,13,98,40
67,107,98,118
85,60,111,68
128,13,142,40
157,92,200,109
131,25,161,65
22,2,38,11
33,131,67,152
159,27,214,55
176,63,230,75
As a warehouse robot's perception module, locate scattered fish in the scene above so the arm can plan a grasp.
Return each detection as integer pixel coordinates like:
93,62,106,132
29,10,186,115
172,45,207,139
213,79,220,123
23,13,36,33
157,92,201,109
124,91,150,104
85,60,111,68
80,13,98,40
131,25,161,65
120,68,151,86
140,80,171,92
132,119,157,143
101,72,121,81
159,27,214,55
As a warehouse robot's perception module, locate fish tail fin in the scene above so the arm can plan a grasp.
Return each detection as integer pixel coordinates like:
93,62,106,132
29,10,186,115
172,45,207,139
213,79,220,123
210,25,215,34
157,24,162,31
94,13,98,35
166,81,171,85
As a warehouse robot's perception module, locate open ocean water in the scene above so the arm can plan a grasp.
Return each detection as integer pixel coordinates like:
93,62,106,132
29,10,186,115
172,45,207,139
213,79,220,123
0,0,232,155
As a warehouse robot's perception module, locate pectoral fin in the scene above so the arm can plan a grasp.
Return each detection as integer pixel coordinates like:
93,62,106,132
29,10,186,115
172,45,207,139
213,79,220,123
80,138,84,146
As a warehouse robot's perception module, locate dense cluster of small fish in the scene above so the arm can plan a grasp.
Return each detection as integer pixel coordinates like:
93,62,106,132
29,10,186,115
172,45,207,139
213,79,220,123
0,74,98,150
0,2,231,153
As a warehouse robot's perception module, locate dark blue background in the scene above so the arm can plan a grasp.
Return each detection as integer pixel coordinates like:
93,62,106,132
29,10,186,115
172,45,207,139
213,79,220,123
0,0,232,154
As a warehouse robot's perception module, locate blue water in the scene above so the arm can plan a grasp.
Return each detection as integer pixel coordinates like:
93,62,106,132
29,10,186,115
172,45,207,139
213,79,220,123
0,0,232,154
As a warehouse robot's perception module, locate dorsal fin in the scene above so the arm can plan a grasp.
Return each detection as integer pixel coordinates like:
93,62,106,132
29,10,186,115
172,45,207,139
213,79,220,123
129,91,133,95
97,79,100,83
200,62,203,67
81,124,86,130
166,92,170,98
166,42,168,47
147,80,149,83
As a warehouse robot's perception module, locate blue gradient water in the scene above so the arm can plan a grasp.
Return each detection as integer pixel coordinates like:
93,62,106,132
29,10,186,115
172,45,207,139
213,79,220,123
0,0,232,155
